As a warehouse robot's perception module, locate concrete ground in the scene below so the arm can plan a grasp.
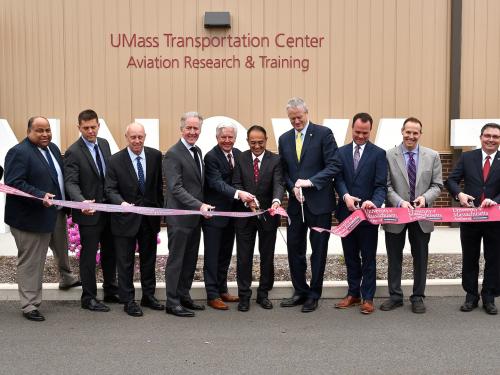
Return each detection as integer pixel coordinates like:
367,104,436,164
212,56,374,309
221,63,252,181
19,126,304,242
0,297,499,375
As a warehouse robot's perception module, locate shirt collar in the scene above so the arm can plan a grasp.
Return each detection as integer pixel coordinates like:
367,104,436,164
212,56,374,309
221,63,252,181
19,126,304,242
127,147,145,161
252,151,265,162
81,136,98,148
482,149,497,161
401,143,419,155
295,122,310,137
181,137,196,150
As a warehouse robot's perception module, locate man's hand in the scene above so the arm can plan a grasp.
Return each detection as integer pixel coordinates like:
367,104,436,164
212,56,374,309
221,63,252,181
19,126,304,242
271,201,280,210
344,194,361,211
295,179,313,188
238,190,255,203
458,192,475,207
361,200,376,209
400,201,414,209
200,203,215,218
82,199,96,215
480,198,497,208
293,187,305,203
42,193,55,207
413,196,426,208
121,201,133,206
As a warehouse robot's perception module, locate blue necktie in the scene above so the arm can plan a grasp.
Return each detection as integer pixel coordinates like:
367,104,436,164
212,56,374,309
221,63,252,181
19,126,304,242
407,152,416,202
94,144,105,182
42,147,62,200
136,156,145,193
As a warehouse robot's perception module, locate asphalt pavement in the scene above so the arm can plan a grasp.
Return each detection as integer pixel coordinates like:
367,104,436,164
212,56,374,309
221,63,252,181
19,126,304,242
1,297,499,375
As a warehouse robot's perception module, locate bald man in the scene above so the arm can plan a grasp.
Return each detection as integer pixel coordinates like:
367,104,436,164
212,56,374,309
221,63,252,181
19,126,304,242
105,122,164,317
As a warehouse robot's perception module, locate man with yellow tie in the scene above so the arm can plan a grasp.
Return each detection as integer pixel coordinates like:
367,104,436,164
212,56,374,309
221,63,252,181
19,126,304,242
278,97,341,313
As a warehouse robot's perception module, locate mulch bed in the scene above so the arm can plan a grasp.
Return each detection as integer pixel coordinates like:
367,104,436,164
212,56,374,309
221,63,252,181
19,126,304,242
0,254,484,284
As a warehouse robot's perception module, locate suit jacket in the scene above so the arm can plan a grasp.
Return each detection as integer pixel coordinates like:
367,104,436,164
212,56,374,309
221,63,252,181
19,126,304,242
4,138,63,233
384,144,443,234
203,145,241,228
334,142,387,223
0,165,3,180
64,137,112,226
446,149,500,205
278,122,340,216
105,146,163,236
232,150,285,230
163,140,205,228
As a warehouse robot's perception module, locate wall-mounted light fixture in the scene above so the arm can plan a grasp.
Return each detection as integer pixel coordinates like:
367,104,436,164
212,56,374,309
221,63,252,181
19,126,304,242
204,12,231,28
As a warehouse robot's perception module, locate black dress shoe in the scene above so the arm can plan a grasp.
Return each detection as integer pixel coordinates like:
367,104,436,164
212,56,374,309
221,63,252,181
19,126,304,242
166,305,195,317
23,310,45,322
483,302,498,315
103,294,120,304
379,299,404,311
460,300,479,312
256,297,273,309
82,298,110,312
411,299,426,314
301,298,318,313
238,299,250,312
58,280,82,290
140,296,164,311
124,301,143,317
280,295,306,307
181,300,205,311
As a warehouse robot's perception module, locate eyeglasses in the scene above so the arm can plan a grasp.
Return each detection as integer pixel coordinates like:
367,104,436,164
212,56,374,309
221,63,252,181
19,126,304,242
481,134,500,140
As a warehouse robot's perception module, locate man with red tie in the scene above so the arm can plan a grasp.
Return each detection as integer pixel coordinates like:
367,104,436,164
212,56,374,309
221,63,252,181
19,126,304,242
446,123,500,315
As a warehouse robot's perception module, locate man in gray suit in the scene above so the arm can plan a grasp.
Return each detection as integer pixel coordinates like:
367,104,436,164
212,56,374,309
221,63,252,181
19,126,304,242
164,112,214,318
381,117,443,314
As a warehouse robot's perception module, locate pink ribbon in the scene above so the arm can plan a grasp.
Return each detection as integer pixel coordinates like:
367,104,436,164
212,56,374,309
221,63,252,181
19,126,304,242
0,183,286,219
313,206,500,237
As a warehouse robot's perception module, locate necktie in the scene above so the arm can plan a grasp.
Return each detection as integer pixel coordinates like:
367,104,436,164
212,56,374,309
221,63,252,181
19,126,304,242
353,144,361,171
227,153,233,170
296,132,303,161
481,155,491,202
94,144,105,182
136,156,145,193
42,147,62,199
191,146,201,176
407,152,417,202
253,158,260,183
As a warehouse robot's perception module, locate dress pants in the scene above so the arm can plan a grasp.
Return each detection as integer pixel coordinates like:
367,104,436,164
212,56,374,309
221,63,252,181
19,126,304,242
202,223,235,300
235,218,277,300
11,227,51,313
385,222,430,302
460,222,500,303
287,204,331,300
340,224,378,301
49,210,79,287
165,225,201,307
78,214,118,303
114,217,158,303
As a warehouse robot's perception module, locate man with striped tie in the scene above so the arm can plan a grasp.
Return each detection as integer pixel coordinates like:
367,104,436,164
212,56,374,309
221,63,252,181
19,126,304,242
381,117,443,314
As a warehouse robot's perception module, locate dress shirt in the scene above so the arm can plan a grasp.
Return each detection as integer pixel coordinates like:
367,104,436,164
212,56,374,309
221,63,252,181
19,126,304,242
38,146,65,200
127,147,146,183
81,136,106,176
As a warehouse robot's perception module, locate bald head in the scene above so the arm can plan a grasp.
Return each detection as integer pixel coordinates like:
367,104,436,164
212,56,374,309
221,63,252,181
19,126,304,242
125,122,146,155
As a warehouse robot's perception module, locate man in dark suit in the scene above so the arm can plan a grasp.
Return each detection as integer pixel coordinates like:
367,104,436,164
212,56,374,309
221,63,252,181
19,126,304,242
105,122,164,317
232,125,285,312
164,112,214,318
4,116,78,321
0,165,3,179
334,113,387,314
64,109,119,312
446,123,500,315
278,97,340,312
381,117,443,314
203,123,255,310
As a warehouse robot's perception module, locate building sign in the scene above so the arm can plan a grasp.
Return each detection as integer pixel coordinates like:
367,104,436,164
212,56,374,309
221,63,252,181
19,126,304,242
110,33,326,72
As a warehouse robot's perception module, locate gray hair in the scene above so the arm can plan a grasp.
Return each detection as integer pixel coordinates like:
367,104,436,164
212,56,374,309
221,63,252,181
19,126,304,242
286,97,308,113
180,111,203,130
216,122,238,137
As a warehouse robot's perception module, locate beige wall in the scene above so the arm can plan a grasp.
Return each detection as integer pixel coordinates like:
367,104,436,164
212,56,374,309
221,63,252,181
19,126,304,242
0,0,451,151
461,0,500,119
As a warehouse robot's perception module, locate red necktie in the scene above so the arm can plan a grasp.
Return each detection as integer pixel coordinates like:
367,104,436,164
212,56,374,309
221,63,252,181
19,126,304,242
481,156,491,202
253,158,259,183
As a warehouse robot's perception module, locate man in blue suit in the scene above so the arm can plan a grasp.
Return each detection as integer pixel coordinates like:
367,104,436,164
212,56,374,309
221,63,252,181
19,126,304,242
4,116,79,321
202,122,254,310
333,113,387,314
278,97,341,312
